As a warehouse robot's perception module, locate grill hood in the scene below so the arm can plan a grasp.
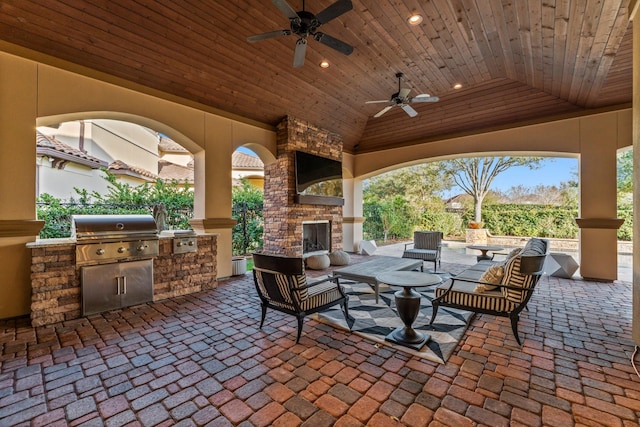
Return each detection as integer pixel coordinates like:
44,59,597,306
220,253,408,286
71,214,159,242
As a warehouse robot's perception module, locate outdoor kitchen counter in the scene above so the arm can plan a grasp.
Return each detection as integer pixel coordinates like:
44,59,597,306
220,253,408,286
27,233,219,247
26,237,75,248
28,233,218,327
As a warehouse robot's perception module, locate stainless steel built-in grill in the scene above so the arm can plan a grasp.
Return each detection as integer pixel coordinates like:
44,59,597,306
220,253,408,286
72,214,160,265
72,214,159,315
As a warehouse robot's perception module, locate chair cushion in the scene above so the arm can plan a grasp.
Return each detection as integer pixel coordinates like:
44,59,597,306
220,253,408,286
306,254,330,270
435,280,515,312
328,250,351,266
299,281,344,311
402,248,438,261
475,264,504,292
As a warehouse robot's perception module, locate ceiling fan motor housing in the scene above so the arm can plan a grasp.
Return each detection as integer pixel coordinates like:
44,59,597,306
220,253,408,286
291,11,319,36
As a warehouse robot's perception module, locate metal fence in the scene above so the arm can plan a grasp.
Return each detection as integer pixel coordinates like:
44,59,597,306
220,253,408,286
231,201,264,255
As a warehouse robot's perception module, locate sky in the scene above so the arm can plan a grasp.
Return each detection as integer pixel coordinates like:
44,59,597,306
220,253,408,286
489,157,577,191
238,146,578,193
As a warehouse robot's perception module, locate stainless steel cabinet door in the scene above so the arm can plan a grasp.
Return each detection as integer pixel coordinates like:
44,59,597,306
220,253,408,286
82,263,121,315
81,259,153,315
119,259,154,308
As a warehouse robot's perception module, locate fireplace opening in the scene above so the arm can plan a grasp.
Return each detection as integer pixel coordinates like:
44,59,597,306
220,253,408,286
302,221,331,257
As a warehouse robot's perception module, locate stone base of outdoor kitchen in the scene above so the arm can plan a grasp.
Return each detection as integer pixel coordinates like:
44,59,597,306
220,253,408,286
28,234,217,327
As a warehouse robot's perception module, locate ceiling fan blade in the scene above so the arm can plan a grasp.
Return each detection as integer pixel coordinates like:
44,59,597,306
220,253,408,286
271,0,299,19
314,32,354,55
401,104,418,117
293,38,307,67
365,100,391,104
247,29,291,43
316,0,353,24
374,105,393,118
398,88,411,100
411,94,440,103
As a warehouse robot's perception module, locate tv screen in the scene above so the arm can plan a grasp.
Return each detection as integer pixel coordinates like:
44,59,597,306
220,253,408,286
295,151,343,198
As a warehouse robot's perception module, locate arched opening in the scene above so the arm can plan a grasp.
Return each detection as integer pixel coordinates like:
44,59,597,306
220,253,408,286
35,118,197,237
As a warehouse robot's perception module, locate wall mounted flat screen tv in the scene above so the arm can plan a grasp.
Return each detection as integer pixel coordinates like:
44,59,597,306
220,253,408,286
294,151,344,206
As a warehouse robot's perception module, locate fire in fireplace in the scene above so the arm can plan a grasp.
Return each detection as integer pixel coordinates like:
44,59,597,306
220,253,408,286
302,221,331,256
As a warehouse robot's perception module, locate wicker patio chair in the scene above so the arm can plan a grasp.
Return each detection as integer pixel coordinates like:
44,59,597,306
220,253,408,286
402,231,443,272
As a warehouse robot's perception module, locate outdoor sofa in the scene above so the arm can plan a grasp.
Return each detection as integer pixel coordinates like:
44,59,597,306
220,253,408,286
430,237,549,345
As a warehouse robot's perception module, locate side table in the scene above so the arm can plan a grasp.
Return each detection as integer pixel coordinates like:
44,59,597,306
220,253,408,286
544,252,579,278
376,271,442,350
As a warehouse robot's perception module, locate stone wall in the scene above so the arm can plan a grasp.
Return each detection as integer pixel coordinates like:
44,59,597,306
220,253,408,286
29,235,217,327
263,116,343,256
154,235,217,300
30,244,78,326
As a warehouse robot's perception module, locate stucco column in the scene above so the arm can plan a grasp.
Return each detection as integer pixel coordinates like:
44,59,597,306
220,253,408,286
577,115,620,281
342,178,364,253
189,115,236,277
631,2,640,346
0,53,44,317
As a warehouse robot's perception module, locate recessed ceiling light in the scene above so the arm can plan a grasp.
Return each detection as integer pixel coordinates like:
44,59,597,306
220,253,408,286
453,83,463,89
319,60,330,68
407,14,423,25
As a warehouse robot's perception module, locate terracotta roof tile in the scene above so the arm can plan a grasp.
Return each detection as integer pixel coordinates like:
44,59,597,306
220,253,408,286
232,151,263,169
36,131,106,167
157,159,194,184
108,160,158,180
158,136,188,153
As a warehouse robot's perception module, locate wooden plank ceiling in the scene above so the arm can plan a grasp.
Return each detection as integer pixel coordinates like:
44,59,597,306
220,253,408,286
0,0,632,154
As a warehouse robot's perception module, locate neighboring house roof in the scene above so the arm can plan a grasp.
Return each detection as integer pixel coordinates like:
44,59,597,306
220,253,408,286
108,160,158,182
232,151,263,170
36,131,107,169
158,159,194,184
158,136,189,153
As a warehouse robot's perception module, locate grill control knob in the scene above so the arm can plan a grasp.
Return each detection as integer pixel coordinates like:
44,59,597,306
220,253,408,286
188,241,194,246
117,247,126,254
177,242,183,247
136,245,147,252
96,248,105,255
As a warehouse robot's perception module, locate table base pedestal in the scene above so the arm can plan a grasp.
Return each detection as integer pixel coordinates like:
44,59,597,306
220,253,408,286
385,328,431,350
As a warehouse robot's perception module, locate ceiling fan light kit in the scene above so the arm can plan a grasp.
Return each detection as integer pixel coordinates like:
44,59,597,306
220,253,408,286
247,0,354,68
366,72,439,118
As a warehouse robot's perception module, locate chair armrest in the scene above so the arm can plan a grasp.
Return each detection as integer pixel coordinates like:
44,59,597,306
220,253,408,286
404,242,415,250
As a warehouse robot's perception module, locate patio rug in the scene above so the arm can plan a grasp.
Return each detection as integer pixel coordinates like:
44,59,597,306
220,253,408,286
311,275,474,364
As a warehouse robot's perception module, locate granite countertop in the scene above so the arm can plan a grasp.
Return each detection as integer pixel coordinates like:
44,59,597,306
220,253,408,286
27,232,219,248
26,238,75,248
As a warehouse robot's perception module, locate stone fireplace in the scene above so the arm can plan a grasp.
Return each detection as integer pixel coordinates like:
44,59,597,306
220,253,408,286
263,117,343,257
302,220,331,256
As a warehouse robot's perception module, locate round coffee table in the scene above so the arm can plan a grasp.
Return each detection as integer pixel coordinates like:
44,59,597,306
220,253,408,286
376,271,442,350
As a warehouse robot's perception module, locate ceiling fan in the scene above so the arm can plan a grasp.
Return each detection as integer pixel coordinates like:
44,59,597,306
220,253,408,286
366,72,439,118
246,0,354,68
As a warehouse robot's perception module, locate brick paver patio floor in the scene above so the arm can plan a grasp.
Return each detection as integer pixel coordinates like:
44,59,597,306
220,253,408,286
0,257,638,426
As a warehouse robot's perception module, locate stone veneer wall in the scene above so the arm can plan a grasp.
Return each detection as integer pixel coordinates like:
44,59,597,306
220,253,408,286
263,116,343,256
30,235,217,327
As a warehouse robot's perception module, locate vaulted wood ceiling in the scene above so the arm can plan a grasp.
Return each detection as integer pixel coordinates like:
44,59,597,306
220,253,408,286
0,1,632,154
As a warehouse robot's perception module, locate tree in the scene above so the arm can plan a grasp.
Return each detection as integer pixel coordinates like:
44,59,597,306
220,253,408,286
363,164,454,239
442,157,543,224
617,149,633,193
364,164,453,211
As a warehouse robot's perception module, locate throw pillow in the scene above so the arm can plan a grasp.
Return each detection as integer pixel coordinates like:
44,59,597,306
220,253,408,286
505,247,522,260
475,264,504,292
